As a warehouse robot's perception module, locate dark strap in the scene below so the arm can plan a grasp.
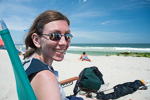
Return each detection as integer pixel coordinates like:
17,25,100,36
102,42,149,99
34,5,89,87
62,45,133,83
73,68,85,96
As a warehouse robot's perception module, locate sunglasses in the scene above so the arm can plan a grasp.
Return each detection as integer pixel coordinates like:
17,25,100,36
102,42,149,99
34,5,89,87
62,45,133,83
42,33,73,41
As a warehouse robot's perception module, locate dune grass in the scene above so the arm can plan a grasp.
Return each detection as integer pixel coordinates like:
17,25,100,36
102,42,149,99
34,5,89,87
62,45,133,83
107,52,150,58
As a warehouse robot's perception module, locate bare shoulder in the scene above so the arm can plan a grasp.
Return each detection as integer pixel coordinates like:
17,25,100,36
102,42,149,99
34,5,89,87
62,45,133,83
34,70,57,81
31,70,59,89
31,70,61,100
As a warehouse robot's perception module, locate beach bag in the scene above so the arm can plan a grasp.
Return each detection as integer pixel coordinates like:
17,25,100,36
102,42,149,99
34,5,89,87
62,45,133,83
73,66,104,95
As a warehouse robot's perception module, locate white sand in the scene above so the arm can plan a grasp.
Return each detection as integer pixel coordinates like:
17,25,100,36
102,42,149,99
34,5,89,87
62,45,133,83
0,49,150,100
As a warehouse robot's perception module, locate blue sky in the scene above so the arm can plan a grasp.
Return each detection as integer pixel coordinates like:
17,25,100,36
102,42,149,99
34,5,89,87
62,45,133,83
0,0,150,44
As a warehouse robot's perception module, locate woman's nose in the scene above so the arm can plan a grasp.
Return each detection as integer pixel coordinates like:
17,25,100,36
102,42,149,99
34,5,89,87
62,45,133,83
58,36,67,45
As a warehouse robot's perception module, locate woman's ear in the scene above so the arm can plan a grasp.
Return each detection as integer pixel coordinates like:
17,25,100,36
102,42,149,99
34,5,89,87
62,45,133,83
31,33,41,48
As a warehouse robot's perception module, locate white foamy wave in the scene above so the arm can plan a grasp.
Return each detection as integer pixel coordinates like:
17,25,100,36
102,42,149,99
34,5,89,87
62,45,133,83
115,47,150,51
69,46,104,50
68,46,150,52
16,45,150,53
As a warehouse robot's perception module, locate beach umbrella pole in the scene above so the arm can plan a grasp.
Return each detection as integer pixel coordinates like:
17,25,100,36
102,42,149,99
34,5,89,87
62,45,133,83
0,19,37,100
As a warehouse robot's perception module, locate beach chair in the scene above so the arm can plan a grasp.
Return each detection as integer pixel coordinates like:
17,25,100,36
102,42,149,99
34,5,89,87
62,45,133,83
60,76,79,88
0,19,37,100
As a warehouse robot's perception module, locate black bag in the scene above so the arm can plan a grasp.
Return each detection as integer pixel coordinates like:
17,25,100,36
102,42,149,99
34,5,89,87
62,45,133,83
73,66,104,95
97,80,144,100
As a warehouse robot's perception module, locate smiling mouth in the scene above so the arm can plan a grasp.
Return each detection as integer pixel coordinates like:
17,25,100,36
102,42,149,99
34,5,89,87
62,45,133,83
55,49,65,53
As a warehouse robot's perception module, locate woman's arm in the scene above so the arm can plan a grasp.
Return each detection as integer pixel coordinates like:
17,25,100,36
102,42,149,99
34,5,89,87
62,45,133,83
30,70,61,100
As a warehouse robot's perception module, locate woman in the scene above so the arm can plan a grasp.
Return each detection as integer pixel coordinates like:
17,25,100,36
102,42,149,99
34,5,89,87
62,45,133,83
23,10,97,100
80,52,91,62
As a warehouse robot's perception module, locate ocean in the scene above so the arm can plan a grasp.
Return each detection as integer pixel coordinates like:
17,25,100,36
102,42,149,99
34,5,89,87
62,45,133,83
15,43,150,56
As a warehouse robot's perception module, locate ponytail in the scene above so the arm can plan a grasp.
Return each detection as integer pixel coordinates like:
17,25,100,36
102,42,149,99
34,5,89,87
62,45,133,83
23,48,35,59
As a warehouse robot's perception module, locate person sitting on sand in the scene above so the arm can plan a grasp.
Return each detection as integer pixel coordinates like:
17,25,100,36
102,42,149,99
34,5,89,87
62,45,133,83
23,10,96,100
80,52,91,62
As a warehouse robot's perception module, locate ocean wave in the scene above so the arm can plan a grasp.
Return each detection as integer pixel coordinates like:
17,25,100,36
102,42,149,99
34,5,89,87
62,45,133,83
68,46,150,52
15,44,150,53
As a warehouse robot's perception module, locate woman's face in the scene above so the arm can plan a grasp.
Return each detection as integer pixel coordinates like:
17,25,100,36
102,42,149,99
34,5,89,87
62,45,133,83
39,20,71,62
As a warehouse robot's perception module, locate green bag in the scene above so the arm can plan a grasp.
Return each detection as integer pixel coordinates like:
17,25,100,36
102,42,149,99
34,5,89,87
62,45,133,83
79,67,104,91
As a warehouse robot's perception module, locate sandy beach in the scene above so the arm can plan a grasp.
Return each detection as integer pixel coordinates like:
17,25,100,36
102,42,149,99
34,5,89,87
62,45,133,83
0,49,150,100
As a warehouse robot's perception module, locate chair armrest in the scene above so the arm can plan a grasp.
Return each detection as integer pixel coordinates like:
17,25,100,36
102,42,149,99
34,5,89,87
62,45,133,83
60,76,79,85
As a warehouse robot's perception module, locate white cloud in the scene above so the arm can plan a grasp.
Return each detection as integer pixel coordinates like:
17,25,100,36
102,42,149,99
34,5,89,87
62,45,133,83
101,20,126,25
101,21,112,25
83,0,87,2
70,30,135,43
70,10,107,21
72,30,134,41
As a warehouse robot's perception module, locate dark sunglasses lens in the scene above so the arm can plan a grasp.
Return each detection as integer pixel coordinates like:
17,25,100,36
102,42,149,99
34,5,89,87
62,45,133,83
49,33,61,40
65,34,73,40
55,33,61,40
49,33,73,41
